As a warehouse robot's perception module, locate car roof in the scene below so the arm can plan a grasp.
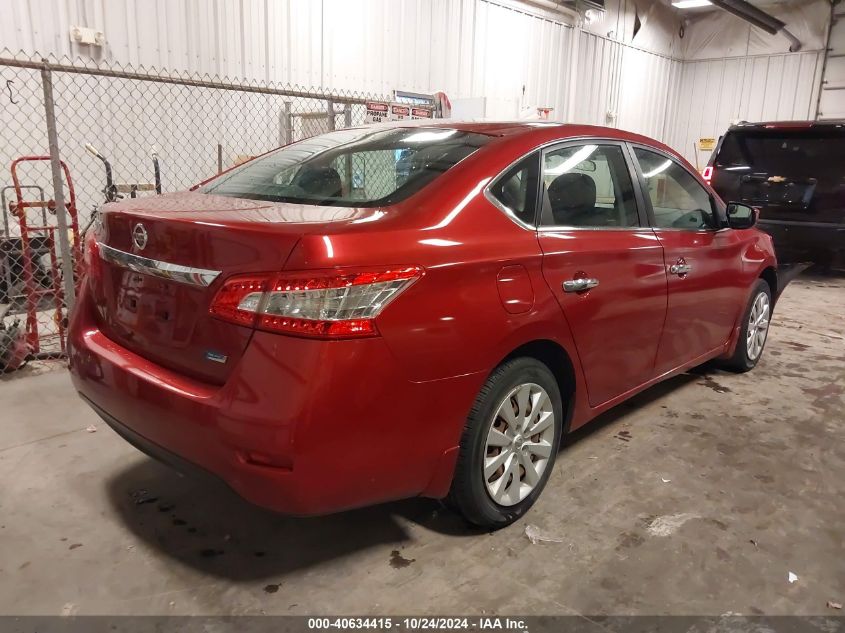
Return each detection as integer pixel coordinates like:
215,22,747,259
370,119,664,143
728,120,845,131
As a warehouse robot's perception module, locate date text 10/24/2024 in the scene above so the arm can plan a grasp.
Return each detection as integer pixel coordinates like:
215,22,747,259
307,618,529,631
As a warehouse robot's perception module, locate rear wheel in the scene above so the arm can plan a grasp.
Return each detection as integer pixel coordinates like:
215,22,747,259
724,279,772,372
447,357,563,529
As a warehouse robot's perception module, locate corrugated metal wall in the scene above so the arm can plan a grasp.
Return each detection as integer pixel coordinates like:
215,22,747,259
1,0,683,137
567,31,683,141
570,32,621,128
1,0,827,162
617,44,682,140
666,51,824,166
324,0,574,119
2,0,574,114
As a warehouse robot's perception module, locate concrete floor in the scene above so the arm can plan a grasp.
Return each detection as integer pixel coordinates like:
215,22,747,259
1,275,843,616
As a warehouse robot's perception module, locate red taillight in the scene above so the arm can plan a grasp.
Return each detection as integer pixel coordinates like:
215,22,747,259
702,166,714,185
209,267,422,338
209,275,269,328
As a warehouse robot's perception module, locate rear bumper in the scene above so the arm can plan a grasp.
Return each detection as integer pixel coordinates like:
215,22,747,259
68,280,482,515
758,219,845,264
83,394,222,485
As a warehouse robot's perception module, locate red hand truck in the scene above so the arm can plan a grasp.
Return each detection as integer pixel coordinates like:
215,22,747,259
8,156,81,357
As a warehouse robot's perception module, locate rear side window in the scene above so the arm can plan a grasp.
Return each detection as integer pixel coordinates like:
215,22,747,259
713,129,845,215
716,129,845,181
634,148,715,230
488,154,540,226
540,144,639,228
202,128,490,207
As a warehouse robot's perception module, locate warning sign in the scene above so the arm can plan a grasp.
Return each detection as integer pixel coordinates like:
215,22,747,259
365,101,435,125
390,104,410,121
365,101,389,124
698,138,717,152
411,106,434,120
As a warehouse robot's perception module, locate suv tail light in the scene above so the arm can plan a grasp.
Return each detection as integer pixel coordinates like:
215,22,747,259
702,165,714,184
210,267,422,338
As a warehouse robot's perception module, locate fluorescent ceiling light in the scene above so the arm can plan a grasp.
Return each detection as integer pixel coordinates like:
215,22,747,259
672,0,712,8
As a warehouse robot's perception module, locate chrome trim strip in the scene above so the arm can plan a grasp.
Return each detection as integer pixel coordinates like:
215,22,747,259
483,188,537,231
97,242,221,287
538,225,654,233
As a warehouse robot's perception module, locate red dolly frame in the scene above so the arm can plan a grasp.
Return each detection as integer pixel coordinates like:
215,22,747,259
9,156,81,356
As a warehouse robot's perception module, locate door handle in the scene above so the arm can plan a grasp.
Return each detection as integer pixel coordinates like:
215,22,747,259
562,277,600,293
669,263,692,275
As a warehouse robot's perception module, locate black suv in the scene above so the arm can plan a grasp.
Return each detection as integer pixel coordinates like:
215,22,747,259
706,121,845,268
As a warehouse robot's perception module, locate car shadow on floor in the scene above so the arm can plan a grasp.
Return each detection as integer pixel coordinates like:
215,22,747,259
105,371,700,581
105,457,477,582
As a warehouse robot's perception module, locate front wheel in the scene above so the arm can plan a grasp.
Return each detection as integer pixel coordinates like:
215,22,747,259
723,279,772,372
447,357,563,529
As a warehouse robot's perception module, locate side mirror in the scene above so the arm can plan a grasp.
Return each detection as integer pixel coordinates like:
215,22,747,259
726,202,758,229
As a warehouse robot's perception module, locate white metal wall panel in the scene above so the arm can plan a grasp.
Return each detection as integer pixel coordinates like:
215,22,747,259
1,0,834,160
667,51,824,166
469,1,571,118
616,47,682,140
570,32,621,128
2,0,576,119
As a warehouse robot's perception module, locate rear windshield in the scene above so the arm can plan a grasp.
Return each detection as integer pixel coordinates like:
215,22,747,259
716,129,845,179
201,127,490,207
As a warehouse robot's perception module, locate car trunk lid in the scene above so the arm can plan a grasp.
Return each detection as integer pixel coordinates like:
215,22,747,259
88,191,367,384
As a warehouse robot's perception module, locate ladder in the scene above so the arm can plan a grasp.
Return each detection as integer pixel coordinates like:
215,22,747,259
817,1,845,120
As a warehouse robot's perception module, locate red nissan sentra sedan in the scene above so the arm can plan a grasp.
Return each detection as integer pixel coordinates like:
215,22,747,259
69,122,777,528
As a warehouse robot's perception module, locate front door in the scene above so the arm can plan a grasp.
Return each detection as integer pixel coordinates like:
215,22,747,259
631,146,746,373
537,141,668,407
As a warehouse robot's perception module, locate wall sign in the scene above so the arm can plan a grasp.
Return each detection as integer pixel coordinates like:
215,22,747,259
411,106,433,120
365,101,389,124
365,102,434,124
698,138,716,152
390,104,410,120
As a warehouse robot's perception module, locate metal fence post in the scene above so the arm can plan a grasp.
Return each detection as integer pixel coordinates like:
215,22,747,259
326,99,336,131
40,59,75,312
343,104,353,192
280,101,292,146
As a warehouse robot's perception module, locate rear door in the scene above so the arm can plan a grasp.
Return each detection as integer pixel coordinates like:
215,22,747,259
631,145,745,373
537,140,667,407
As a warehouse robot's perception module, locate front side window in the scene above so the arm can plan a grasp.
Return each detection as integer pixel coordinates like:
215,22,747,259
202,127,490,207
540,144,639,228
634,148,715,230
488,154,539,226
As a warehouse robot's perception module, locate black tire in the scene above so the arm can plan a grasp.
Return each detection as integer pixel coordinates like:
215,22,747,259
723,278,772,373
447,357,563,529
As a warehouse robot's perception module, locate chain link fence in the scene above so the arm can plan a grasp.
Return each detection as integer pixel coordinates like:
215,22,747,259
0,49,394,374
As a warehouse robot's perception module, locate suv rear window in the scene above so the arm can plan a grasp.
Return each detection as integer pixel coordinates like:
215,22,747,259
716,129,845,179
202,127,490,207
